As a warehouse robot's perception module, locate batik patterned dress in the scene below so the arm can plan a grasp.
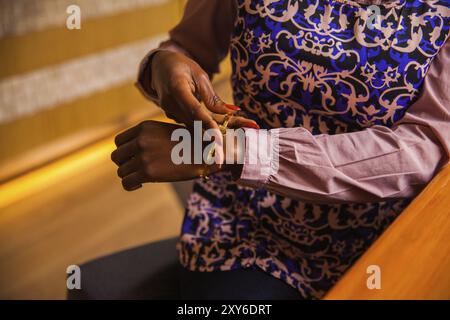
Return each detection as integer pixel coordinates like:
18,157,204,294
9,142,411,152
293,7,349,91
178,0,450,298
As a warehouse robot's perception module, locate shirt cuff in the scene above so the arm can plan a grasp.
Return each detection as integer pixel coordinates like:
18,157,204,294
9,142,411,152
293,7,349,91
237,128,280,188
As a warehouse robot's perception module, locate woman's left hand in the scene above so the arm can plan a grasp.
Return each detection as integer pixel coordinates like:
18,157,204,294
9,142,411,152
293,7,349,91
111,117,257,191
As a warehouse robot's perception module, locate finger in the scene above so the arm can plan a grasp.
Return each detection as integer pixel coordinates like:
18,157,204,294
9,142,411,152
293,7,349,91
229,117,260,129
197,75,240,114
122,171,143,191
211,114,260,129
117,157,140,178
173,80,219,131
164,100,191,125
165,111,181,123
114,125,141,147
111,140,140,166
160,95,184,123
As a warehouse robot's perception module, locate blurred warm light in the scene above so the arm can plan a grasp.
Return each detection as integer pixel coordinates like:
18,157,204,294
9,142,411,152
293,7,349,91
0,139,115,210
0,114,172,210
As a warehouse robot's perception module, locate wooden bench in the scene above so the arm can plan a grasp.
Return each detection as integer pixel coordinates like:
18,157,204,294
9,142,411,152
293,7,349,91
325,164,450,299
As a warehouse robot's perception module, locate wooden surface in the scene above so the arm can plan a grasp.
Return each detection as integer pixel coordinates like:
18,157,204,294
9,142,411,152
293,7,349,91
325,164,450,300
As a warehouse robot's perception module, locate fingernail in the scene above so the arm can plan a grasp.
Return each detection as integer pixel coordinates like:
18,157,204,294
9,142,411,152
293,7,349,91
244,122,260,129
225,104,241,111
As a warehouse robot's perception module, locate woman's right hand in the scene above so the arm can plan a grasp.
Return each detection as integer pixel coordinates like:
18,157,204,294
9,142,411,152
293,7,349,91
151,50,241,131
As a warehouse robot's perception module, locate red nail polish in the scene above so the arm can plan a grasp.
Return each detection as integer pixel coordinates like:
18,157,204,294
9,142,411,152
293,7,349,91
225,104,241,111
244,122,260,129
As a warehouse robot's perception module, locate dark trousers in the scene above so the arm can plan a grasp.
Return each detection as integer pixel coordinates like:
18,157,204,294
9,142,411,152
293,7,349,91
67,238,302,300
179,266,302,300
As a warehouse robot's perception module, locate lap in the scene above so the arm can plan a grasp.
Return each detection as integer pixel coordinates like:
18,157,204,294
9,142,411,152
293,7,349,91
179,266,302,300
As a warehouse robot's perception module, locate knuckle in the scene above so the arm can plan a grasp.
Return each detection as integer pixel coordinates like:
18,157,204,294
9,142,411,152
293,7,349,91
197,71,210,82
171,85,185,97
144,165,154,178
121,179,130,190
190,103,202,116
168,77,184,91
114,136,121,146
110,150,118,164
139,152,152,165
205,95,217,108
213,95,224,106
136,135,148,149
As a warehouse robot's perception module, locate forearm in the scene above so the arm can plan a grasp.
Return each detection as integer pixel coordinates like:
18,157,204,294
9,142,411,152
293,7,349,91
237,125,447,204
237,41,450,204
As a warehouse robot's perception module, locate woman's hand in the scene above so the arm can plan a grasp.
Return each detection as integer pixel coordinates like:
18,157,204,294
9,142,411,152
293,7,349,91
151,50,240,131
111,121,204,191
111,118,255,191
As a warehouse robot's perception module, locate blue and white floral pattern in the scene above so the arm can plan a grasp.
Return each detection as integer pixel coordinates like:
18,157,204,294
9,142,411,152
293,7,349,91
179,0,450,298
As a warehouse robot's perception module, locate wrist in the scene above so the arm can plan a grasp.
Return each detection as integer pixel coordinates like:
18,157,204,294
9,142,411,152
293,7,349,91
193,121,247,180
149,49,175,95
221,131,245,179
197,131,245,179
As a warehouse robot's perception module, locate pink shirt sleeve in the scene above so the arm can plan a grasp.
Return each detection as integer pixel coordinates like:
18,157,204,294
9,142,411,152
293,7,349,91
238,41,450,204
